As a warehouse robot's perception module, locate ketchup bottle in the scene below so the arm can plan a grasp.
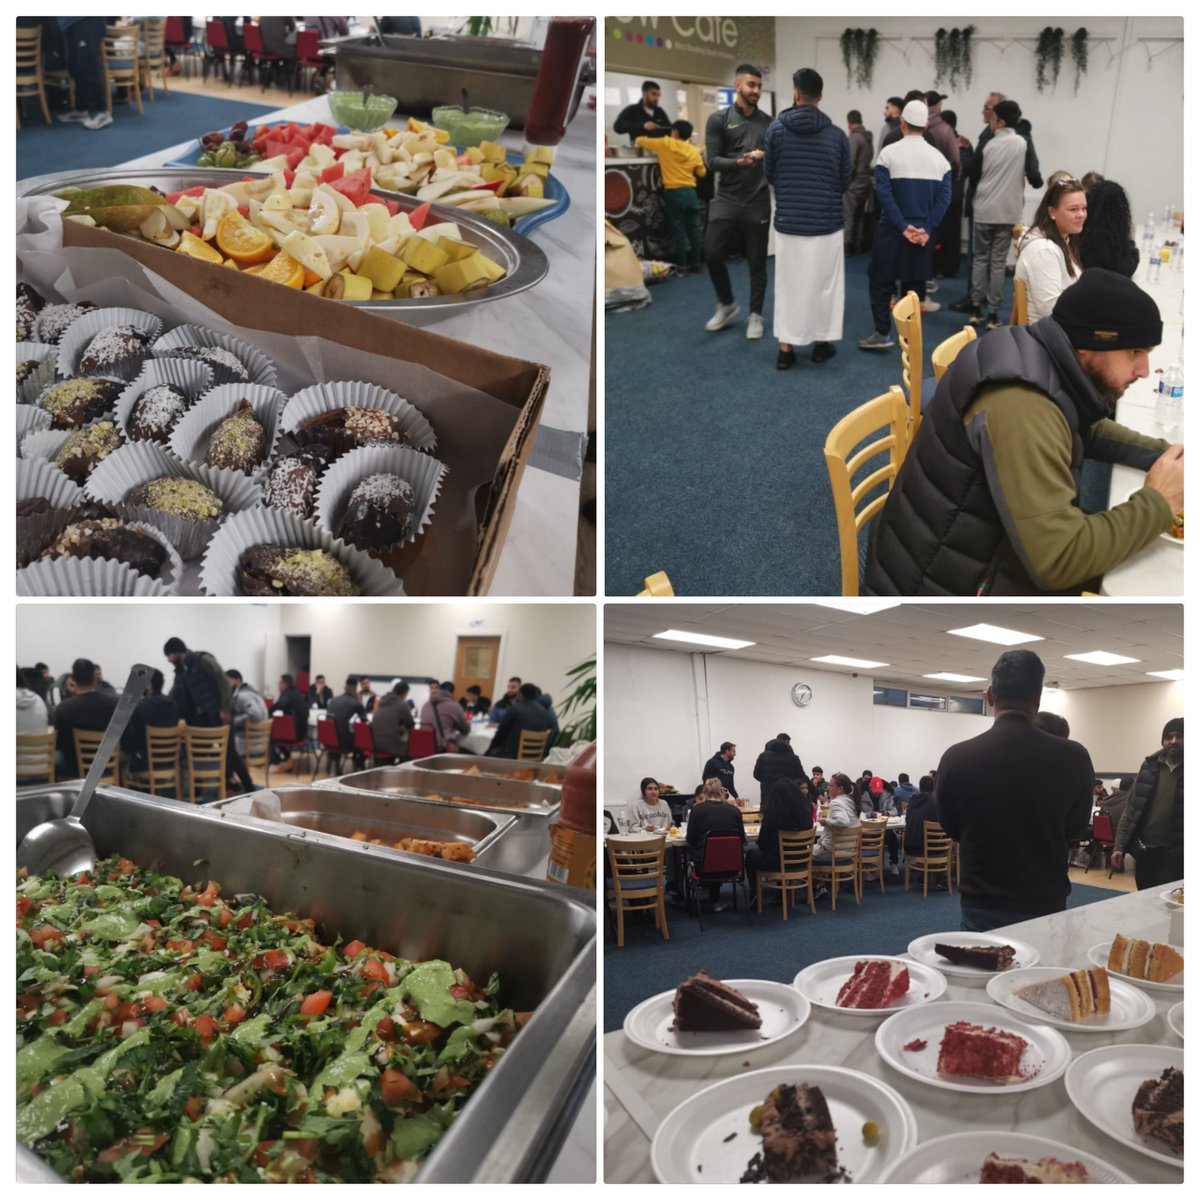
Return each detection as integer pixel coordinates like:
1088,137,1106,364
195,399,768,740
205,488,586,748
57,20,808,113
524,16,595,147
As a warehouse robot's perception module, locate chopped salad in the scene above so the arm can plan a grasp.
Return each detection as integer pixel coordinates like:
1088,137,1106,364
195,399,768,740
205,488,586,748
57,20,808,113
17,856,522,1183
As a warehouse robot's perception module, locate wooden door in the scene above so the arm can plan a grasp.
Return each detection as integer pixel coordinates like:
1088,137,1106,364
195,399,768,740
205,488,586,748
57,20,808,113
454,636,501,702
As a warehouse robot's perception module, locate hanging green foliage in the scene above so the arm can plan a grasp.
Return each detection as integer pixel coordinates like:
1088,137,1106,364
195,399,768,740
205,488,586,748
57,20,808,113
1071,28,1089,94
839,28,880,90
1036,27,1065,93
934,26,976,91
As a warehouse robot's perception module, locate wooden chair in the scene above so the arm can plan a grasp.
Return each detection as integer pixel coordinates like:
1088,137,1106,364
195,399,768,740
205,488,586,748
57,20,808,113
812,825,861,910
931,325,977,384
637,571,674,596
857,820,888,894
756,828,815,919
906,820,954,896
16,26,52,128
138,726,182,797
243,719,272,785
606,835,670,948
823,385,908,596
517,728,553,761
102,24,144,116
138,18,169,99
1010,276,1029,325
182,725,229,803
73,729,119,785
17,731,56,784
891,290,923,442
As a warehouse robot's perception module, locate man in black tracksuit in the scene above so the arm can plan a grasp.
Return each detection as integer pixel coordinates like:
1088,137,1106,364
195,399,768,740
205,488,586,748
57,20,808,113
1112,719,1183,889
613,80,671,143
703,63,773,338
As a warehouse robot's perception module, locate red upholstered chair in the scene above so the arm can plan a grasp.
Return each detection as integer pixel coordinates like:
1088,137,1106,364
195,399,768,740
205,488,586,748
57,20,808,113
686,832,750,930
203,19,234,85
407,727,436,760
1087,812,1117,875
311,718,343,781
295,28,323,90
354,720,395,765
242,22,285,92
269,714,307,781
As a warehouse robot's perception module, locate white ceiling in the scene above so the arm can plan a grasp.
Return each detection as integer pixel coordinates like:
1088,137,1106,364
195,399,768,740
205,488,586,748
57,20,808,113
603,603,1183,693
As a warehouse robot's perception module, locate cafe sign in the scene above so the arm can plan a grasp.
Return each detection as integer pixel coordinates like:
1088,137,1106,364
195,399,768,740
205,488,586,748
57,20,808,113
606,16,775,87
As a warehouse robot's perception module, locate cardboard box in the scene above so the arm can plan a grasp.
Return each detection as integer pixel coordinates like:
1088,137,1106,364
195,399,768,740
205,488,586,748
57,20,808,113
57,221,551,595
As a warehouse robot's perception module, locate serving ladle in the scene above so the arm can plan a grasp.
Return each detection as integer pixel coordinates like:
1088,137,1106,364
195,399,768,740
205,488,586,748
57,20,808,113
17,663,154,878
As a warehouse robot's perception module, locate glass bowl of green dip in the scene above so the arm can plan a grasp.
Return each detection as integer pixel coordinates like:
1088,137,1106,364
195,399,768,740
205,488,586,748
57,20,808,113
327,89,399,132
431,106,510,147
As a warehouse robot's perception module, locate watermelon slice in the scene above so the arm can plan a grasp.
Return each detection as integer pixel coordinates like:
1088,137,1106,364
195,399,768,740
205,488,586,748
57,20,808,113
318,162,345,184
407,201,432,231
285,147,307,172
383,199,400,217
328,167,372,208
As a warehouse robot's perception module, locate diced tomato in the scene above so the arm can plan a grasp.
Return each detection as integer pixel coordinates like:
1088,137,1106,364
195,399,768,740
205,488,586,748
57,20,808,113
47,1008,69,1027
18,991,40,1014
299,989,332,1017
196,882,220,908
329,167,372,208
82,965,100,977
218,906,235,928
449,984,473,1001
184,1096,205,1121
375,1016,395,1040
103,992,120,1009
143,995,169,1012
75,873,92,885
171,1008,191,1028
17,896,32,918
183,974,202,992
342,939,365,959
407,201,432,231
145,919,161,928
361,957,389,984
282,168,296,189
116,1002,144,1023
253,948,290,970
235,913,254,929
318,162,345,184
378,951,396,962
362,979,384,998
199,930,226,950
30,924,65,949
402,1021,441,1045
252,1140,276,1168
380,1067,419,1106
222,1004,247,1025
194,1014,221,1045
447,1074,471,1089
167,939,195,954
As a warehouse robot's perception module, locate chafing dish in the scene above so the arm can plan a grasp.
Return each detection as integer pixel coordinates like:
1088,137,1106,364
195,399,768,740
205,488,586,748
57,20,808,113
410,752,566,789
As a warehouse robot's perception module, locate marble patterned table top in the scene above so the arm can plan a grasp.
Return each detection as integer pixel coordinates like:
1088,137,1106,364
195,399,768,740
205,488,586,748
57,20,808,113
603,882,1184,1183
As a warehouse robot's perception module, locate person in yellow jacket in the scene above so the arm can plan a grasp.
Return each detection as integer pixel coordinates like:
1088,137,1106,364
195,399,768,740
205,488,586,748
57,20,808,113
637,121,708,273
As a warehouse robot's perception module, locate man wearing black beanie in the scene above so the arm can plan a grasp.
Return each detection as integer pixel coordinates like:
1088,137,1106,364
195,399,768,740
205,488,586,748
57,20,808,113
1112,717,1184,889
864,267,1185,595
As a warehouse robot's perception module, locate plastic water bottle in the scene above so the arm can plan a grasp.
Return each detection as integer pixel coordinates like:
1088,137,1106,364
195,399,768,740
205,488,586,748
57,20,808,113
1156,363,1183,436
1148,251,1163,283
1162,203,1174,234
1143,215,1157,263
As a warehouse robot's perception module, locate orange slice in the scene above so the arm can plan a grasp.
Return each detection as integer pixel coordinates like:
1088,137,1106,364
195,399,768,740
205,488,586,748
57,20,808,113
214,211,275,265
242,263,269,276
176,230,224,264
258,251,305,288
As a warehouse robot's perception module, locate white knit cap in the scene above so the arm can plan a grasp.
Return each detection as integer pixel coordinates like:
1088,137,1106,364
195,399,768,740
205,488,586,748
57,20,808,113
902,99,929,127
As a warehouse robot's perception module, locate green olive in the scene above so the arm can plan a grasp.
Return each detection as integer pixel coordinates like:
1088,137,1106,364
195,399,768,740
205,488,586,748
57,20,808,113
862,1120,880,1142
749,1104,763,1128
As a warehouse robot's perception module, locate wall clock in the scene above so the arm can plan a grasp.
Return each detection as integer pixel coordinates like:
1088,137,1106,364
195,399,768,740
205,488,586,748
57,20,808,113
791,682,813,707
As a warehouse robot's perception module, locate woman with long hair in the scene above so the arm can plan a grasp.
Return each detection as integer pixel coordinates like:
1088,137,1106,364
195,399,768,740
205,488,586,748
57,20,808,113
629,776,671,831
1015,177,1087,322
1077,180,1139,277
745,777,814,893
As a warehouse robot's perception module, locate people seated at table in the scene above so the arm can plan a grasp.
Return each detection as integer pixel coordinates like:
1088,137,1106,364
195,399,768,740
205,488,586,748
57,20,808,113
812,772,860,864
893,772,917,809
685,778,747,911
863,776,901,875
270,673,310,771
328,675,367,767
422,681,471,753
489,676,522,721
701,742,739,798
809,766,828,798
1078,180,1139,277
902,775,939,858
53,658,118,777
629,777,673,832
1015,177,1086,322
798,778,818,821
371,681,415,763
357,677,378,714
745,777,814,893
486,682,554,758
753,733,806,798
94,666,116,694
225,669,267,758
460,685,491,718
17,668,50,734
307,674,333,708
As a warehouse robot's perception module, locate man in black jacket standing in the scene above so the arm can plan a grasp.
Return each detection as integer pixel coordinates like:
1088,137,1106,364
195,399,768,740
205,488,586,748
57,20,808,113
936,649,1093,931
1112,720,1183,889
753,734,805,799
613,80,670,143
701,742,739,798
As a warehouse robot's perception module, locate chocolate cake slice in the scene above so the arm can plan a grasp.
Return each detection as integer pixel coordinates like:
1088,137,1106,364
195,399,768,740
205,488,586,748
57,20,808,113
935,942,1016,971
671,972,761,1032
748,1084,838,1182
1132,1066,1183,1152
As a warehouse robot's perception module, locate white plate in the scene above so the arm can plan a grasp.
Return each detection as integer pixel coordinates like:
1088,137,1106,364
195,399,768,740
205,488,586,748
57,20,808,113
907,931,1039,977
1159,885,1183,909
879,1130,1134,1183
985,966,1156,1032
792,955,947,1016
623,979,811,1057
875,1000,1069,1094
1166,1001,1183,1039
650,1064,918,1184
1064,1044,1184,1168
1086,941,1184,991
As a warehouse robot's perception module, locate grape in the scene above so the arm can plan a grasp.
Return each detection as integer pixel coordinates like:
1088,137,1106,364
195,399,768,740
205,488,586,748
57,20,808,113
197,152,214,167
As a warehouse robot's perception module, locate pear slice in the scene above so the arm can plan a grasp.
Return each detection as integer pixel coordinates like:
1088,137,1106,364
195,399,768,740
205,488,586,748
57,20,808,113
307,188,341,237
279,230,333,280
358,203,392,243
337,210,372,246
139,208,181,248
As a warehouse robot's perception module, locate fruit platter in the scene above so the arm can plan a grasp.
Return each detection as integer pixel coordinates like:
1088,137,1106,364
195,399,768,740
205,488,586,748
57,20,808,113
17,166,548,315
163,119,570,238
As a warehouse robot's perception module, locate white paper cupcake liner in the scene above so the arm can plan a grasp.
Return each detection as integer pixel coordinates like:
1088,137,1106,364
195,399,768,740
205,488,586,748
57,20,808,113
281,380,437,456
169,383,286,478
29,517,183,596
199,507,407,597
116,358,214,444
152,324,279,388
55,307,165,382
314,444,446,555
17,405,52,440
16,343,58,404
21,418,124,484
18,550,173,598
16,456,84,566
84,441,262,561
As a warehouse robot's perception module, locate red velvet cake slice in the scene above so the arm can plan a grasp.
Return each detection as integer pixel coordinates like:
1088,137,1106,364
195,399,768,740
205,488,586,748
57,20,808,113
835,959,911,1009
937,1021,1029,1082
671,972,762,1032
979,1152,1090,1183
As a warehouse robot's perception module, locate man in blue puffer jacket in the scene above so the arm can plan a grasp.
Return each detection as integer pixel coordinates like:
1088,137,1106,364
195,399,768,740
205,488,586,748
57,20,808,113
763,67,851,370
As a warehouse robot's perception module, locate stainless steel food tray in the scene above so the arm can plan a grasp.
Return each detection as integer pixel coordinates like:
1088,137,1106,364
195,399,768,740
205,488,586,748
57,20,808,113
411,752,566,788
209,785,515,867
332,763,562,814
15,783,595,1185
16,167,548,315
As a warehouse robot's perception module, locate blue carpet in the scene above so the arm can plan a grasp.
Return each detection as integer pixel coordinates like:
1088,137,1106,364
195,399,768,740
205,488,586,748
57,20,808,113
603,876,1120,1032
605,260,1111,596
17,92,276,181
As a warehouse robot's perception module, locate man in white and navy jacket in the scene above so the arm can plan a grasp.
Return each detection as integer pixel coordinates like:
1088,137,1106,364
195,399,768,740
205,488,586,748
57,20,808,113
858,99,952,350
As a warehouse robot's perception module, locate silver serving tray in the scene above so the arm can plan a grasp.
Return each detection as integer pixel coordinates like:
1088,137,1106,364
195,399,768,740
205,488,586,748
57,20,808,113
332,763,561,815
16,166,548,315
15,783,594,1184
209,785,515,866
411,752,566,789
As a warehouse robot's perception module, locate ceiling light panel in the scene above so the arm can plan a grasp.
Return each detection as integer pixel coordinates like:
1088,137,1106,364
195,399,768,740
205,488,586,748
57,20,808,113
1063,651,1142,666
652,630,756,650
946,623,1045,646
811,654,889,669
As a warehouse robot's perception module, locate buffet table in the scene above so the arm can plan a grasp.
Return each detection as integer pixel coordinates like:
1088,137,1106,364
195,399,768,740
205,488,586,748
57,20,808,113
603,884,1183,1183
110,97,595,596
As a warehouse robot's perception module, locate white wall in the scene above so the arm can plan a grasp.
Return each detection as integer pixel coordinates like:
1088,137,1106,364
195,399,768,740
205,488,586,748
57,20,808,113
771,16,1182,227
